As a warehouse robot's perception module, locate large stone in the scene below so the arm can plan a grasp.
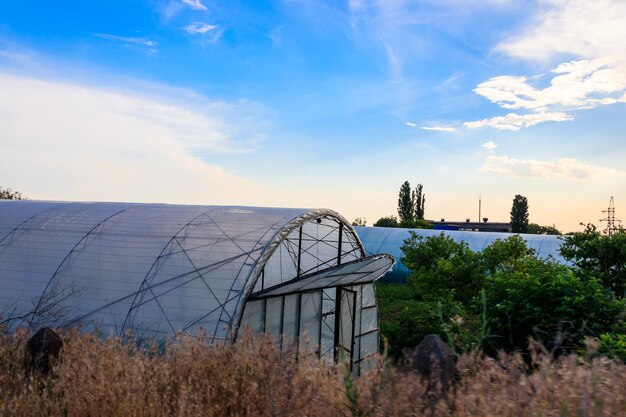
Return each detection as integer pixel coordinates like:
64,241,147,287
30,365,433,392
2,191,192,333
411,334,456,394
24,327,63,376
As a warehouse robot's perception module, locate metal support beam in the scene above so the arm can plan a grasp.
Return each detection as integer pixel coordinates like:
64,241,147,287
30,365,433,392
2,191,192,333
337,222,343,266
297,225,303,278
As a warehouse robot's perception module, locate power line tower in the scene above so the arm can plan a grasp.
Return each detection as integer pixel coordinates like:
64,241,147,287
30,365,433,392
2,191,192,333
600,196,622,235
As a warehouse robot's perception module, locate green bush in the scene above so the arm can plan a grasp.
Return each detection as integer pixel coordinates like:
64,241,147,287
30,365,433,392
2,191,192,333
598,333,626,362
484,258,625,354
376,283,439,358
383,232,626,359
373,216,399,227
401,232,484,305
376,283,476,358
398,219,433,229
560,224,626,298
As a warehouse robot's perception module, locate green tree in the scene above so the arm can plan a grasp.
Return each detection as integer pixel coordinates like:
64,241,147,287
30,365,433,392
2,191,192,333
388,231,626,357
351,217,367,226
510,194,529,233
0,186,24,200
401,232,484,305
373,215,399,228
397,181,414,223
481,235,537,274
484,258,624,354
412,183,425,220
527,223,561,235
398,219,433,229
560,224,626,298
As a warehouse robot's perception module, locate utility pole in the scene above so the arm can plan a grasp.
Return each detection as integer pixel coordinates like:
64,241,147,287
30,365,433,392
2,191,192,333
478,195,481,223
600,196,622,236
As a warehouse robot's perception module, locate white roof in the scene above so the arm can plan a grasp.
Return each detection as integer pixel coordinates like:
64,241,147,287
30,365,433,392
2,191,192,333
0,200,365,340
354,226,565,281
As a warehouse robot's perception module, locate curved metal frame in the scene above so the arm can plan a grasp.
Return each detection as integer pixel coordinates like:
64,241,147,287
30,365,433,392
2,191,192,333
0,201,372,341
228,208,366,342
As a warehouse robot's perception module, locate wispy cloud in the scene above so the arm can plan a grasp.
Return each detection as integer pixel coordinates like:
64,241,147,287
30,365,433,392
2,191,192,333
481,141,498,151
405,121,416,127
496,0,626,62
420,125,457,133
268,26,283,46
346,1,434,81
184,22,218,34
464,111,573,131
181,0,207,11
466,0,626,130
480,155,625,182
0,73,270,203
94,33,157,48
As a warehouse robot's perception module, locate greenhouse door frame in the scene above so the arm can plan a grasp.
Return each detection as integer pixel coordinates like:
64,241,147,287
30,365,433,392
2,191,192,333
334,286,357,369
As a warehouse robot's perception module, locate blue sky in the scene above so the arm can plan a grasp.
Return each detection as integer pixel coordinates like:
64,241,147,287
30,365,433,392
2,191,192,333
1,0,625,232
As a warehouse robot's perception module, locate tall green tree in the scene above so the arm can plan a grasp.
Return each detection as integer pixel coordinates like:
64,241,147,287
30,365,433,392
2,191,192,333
412,183,425,220
397,181,414,223
510,194,529,233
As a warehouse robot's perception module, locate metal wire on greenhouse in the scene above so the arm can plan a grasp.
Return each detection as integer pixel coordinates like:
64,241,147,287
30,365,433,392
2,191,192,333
0,200,393,374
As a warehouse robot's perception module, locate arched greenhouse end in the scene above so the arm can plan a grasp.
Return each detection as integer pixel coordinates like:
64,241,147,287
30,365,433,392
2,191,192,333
0,200,393,373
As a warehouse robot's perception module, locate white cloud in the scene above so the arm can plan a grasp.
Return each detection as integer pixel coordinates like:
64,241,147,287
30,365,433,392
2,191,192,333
0,73,269,203
405,121,416,127
473,58,626,112
464,111,573,131
480,155,625,182
420,125,457,133
496,0,626,62
184,22,218,34
481,141,498,151
181,0,207,11
94,33,157,48
466,0,626,130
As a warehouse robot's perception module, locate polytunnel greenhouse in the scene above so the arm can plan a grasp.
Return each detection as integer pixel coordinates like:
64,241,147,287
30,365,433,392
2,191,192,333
354,226,565,282
0,200,394,372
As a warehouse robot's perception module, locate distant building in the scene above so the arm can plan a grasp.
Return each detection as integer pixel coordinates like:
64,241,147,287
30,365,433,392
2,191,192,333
428,218,511,233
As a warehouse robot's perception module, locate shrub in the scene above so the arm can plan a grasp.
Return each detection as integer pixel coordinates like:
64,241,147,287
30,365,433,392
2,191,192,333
402,232,484,305
560,224,626,298
373,215,399,227
598,333,626,362
484,258,625,354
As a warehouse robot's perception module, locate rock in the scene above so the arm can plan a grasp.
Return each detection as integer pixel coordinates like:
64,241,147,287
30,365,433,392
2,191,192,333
24,327,63,376
411,334,456,394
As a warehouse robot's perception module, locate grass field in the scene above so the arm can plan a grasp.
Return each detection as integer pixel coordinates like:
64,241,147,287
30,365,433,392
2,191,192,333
1,329,625,417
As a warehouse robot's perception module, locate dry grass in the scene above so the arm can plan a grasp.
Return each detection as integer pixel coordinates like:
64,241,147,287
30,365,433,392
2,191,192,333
1,329,626,417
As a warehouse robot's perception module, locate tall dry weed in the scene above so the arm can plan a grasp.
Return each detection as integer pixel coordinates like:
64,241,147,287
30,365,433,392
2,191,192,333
1,329,626,417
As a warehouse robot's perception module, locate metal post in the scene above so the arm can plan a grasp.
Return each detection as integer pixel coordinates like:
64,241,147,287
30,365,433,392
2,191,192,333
337,222,343,266
297,225,303,278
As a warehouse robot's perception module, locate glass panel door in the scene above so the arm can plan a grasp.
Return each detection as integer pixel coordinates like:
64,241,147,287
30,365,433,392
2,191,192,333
334,287,356,366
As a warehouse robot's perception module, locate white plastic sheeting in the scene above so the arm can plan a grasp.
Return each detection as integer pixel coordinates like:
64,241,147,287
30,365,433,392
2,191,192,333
354,226,565,282
240,282,381,374
0,200,381,344
249,255,393,298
